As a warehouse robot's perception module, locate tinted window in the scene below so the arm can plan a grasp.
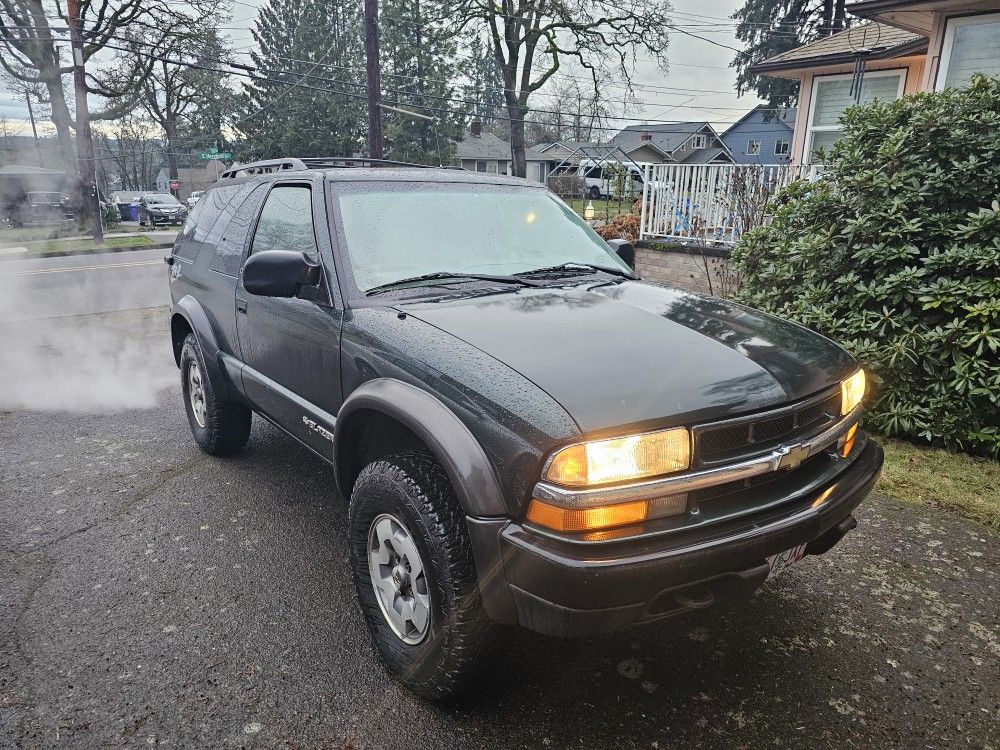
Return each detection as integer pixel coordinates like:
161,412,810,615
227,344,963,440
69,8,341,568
249,185,318,261
174,199,209,261
209,184,268,276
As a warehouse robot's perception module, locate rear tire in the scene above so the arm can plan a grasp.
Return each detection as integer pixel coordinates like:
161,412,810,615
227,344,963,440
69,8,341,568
349,452,493,701
588,185,601,199
179,333,251,456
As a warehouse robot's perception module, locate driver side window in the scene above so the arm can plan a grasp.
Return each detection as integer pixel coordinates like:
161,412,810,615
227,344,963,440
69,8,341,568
250,185,318,261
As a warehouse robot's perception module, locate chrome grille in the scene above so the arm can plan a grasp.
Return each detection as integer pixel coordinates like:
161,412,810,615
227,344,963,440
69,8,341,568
692,387,841,468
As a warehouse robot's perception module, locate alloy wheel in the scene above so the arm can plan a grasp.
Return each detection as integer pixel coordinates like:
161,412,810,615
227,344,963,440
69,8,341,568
187,361,207,428
367,513,431,645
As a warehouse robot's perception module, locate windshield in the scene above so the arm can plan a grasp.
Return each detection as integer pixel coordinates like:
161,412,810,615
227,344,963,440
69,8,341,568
336,184,630,293
144,194,181,205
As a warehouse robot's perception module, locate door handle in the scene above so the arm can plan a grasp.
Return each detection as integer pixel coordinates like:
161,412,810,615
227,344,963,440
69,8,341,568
236,296,247,314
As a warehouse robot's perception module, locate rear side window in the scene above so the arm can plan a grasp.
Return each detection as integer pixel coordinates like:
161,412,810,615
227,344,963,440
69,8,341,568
173,199,209,260
209,183,268,276
249,185,318,261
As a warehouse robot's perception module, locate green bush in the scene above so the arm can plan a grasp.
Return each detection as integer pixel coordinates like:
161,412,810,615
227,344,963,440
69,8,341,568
732,75,1000,456
101,201,121,230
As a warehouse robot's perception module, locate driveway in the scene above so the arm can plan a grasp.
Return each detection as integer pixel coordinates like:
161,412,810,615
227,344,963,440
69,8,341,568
0,309,998,750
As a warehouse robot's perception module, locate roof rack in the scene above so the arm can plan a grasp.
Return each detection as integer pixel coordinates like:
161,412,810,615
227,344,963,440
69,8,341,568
219,156,468,181
298,157,432,169
219,158,307,179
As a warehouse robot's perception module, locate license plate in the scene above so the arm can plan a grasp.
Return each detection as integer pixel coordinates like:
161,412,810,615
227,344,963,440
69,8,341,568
767,543,807,577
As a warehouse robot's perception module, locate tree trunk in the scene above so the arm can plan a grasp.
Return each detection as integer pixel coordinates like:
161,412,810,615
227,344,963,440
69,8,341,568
506,96,527,178
833,0,846,31
822,0,833,34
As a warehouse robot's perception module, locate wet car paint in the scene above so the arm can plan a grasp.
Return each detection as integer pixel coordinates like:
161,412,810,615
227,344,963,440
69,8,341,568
400,281,857,435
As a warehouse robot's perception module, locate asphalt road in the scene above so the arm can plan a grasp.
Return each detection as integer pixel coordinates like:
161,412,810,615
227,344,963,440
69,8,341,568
1,308,998,748
0,248,170,323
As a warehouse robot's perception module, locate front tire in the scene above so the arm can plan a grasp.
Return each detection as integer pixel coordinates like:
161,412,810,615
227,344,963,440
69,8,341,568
349,452,492,700
179,333,251,455
588,185,601,199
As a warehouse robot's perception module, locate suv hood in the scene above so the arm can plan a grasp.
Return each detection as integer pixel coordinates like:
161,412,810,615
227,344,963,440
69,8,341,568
401,281,857,434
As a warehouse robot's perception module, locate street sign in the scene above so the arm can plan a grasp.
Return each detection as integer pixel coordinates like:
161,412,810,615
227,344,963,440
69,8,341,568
199,152,232,160
169,180,179,190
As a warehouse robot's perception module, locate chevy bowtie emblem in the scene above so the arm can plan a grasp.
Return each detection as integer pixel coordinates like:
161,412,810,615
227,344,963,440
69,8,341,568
775,443,810,471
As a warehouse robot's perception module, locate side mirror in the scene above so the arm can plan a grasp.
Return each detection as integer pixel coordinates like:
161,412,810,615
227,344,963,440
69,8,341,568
607,239,635,271
242,250,320,297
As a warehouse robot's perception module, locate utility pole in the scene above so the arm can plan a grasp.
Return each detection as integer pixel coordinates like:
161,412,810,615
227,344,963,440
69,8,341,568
66,0,103,243
25,92,43,166
363,0,384,159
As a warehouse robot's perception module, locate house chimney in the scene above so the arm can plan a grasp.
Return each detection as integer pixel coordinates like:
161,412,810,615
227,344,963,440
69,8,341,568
471,119,482,137
640,132,652,142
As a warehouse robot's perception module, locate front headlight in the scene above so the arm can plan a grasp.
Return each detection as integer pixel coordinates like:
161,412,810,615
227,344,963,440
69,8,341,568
544,428,691,488
841,369,866,415
528,428,692,536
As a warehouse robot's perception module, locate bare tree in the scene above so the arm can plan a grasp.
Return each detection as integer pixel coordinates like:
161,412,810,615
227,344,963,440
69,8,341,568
111,20,231,191
0,0,213,177
446,0,673,176
95,115,162,191
526,72,615,144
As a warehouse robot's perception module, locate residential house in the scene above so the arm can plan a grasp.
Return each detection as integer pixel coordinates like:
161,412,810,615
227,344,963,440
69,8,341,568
154,160,229,198
751,0,1000,164
721,105,797,164
455,130,551,183
610,122,735,165
531,140,605,165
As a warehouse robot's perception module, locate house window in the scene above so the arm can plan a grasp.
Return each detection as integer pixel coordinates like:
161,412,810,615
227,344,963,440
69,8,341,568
775,139,790,156
486,161,499,174
475,160,487,172
746,139,761,156
937,13,1000,90
690,134,707,149
806,69,905,163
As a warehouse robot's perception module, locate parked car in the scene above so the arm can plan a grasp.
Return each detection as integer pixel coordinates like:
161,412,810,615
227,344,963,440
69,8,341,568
166,157,883,700
2,191,74,227
552,159,646,199
187,190,204,209
138,193,188,226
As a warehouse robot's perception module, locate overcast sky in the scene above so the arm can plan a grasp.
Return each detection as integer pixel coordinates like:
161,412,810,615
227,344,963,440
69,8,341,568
0,0,762,136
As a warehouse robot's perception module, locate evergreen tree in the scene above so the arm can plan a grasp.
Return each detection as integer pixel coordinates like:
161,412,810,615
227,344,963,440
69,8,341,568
237,0,366,159
179,29,236,155
462,33,505,127
731,0,847,111
379,0,463,164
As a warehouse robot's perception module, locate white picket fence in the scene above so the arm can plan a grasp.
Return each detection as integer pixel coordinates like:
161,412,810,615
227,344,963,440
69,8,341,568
638,163,820,244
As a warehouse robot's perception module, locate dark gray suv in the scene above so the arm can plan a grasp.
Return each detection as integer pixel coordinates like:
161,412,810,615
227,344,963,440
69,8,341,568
166,157,882,699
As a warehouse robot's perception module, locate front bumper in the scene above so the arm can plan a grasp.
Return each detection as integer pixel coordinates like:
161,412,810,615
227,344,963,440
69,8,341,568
467,438,883,637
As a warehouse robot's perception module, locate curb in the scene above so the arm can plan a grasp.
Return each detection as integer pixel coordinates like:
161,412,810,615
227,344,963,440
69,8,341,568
0,241,174,263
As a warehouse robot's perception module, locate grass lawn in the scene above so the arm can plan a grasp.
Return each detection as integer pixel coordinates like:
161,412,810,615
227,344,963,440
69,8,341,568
877,437,1000,531
563,197,635,221
36,234,154,254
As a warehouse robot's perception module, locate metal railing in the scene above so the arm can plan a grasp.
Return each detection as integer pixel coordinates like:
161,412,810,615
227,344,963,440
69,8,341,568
638,163,821,244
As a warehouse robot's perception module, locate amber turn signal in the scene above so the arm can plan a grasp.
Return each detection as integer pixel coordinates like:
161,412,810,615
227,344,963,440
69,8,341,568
840,423,858,458
526,499,648,532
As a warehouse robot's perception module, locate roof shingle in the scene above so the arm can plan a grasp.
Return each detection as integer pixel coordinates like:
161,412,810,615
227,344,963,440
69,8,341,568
753,22,925,71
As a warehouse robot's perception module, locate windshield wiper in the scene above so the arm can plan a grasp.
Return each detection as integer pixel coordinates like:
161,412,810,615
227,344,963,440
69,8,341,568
515,262,638,280
365,271,544,296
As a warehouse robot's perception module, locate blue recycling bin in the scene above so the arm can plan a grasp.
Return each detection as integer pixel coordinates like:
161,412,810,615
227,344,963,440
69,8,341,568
125,203,139,222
